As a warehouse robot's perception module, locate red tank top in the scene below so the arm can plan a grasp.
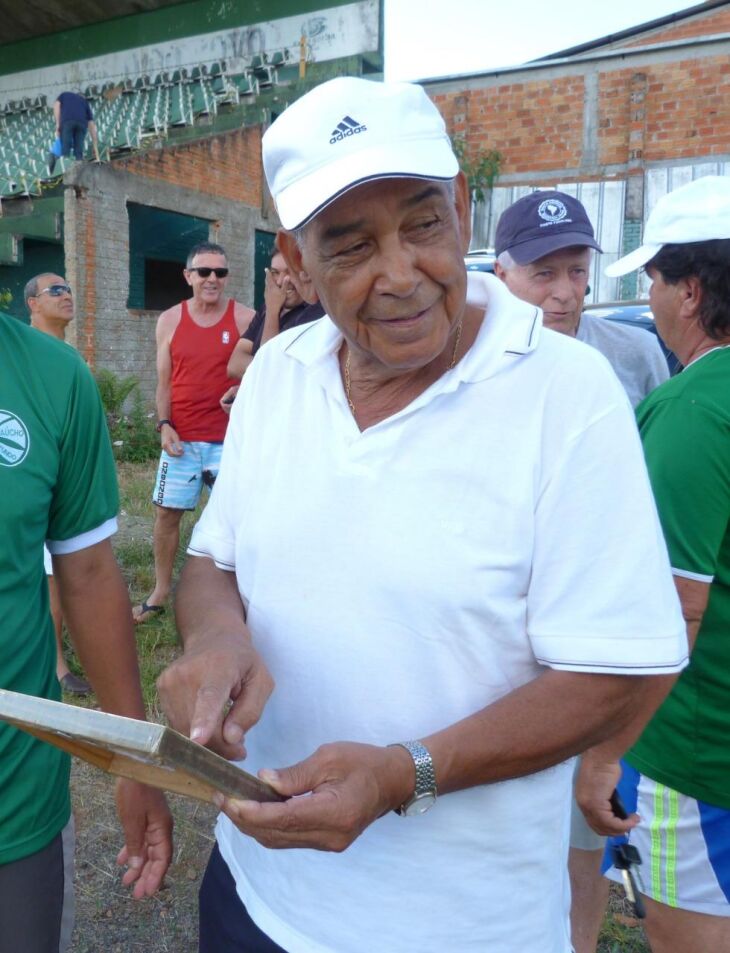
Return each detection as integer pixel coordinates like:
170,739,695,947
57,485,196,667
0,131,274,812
170,299,238,442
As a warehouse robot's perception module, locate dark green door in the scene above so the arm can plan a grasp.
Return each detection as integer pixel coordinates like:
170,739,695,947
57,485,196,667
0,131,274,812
254,229,277,312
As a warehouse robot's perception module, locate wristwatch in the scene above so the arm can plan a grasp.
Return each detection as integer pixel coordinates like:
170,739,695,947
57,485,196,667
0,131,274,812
156,418,172,433
390,740,437,816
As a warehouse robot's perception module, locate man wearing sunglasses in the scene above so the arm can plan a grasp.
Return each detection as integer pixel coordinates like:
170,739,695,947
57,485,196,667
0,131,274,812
133,242,254,625
26,273,91,698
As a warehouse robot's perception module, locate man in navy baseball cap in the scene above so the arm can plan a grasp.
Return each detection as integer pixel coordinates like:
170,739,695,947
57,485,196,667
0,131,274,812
495,190,601,266
494,190,667,409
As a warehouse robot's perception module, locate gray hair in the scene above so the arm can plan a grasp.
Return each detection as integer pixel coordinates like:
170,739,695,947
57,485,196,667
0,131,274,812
496,250,517,270
24,273,58,307
497,247,593,271
186,242,227,268
291,176,459,249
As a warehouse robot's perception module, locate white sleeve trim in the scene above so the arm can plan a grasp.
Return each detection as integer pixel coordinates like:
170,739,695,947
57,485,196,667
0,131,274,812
672,567,713,583
531,628,689,676
538,653,689,675
186,524,236,572
46,517,117,555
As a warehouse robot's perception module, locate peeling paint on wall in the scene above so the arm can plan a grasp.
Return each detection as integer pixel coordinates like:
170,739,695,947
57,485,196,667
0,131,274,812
0,0,378,103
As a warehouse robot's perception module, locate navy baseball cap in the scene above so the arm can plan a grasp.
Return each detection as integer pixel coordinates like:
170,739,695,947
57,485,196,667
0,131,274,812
495,191,602,264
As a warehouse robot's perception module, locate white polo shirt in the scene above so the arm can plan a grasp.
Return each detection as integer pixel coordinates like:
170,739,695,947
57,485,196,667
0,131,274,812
190,272,686,953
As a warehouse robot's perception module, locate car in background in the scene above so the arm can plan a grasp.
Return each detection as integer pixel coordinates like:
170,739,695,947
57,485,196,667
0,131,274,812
584,301,680,375
464,248,496,274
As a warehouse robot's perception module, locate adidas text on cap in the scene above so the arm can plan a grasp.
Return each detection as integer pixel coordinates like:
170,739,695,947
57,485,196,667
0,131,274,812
262,78,459,230
605,175,730,277
495,190,602,265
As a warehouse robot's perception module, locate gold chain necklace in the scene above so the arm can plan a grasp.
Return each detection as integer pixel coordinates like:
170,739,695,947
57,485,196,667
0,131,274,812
343,321,463,416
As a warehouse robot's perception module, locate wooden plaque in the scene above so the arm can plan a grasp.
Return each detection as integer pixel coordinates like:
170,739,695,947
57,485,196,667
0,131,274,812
0,689,283,805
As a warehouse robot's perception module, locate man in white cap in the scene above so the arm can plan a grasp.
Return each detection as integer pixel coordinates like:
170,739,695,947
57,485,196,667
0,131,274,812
578,175,730,953
158,77,686,953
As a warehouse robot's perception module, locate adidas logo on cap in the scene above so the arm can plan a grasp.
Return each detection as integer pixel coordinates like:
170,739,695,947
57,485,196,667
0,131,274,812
329,115,367,144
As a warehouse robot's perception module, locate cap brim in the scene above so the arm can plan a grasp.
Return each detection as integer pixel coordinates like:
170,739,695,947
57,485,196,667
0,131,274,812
604,243,662,278
273,136,459,230
507,231,602,265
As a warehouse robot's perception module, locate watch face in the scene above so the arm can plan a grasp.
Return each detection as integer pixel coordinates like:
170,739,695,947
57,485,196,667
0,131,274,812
404,791,436,817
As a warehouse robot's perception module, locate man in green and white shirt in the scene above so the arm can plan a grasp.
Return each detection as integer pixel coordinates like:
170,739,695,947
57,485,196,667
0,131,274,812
0,308,172,952
579,175,730,953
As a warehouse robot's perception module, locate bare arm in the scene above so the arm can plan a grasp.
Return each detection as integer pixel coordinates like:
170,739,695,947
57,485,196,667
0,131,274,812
260,268,289,347
155,308,183,456
577,574,707,835
54,540,173,896
88,120,100,160
53,99,61,134
157,555,274,760
227,338,254,380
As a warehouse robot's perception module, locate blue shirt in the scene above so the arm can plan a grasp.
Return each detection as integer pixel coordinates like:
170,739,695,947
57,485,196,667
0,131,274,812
57,91,93,125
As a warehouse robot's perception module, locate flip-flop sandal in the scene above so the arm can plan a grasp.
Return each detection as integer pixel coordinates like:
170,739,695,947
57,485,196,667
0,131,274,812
133,602,166,624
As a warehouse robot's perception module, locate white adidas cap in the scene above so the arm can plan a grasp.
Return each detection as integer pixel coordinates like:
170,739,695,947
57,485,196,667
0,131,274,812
605,175,730,277
262,77,459,230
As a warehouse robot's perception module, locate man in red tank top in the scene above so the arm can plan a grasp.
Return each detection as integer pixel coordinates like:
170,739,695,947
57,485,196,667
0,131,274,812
133,243,254,624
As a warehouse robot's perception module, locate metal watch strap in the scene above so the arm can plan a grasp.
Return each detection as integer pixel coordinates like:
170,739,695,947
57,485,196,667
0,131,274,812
391,740,437,814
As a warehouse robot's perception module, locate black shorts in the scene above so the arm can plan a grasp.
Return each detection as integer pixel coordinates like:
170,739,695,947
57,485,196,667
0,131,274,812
0,818,74,953
199,843,287,953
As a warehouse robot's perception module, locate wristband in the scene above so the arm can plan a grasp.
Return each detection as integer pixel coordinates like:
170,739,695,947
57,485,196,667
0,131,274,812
156,418,173,433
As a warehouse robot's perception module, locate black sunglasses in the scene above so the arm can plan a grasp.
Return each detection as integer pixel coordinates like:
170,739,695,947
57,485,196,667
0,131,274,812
188,267,229,278
36,284,72,297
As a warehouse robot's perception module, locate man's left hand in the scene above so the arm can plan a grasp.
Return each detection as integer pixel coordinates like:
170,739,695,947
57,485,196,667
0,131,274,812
115,778,173,898
576,755,638,837
215,741,413,852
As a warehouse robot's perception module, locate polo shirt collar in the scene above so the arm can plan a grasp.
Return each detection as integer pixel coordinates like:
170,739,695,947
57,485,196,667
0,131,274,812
282,271,542,387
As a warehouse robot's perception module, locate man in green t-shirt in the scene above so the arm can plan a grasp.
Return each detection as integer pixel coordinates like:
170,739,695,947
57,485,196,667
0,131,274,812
0,310,172,951
578,175,730,952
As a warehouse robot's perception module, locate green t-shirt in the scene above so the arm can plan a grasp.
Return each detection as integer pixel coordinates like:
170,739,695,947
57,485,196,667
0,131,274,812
628,348,730,808
0,313,118,863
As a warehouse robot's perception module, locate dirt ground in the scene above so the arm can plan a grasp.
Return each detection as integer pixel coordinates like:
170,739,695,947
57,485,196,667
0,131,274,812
71,760,217,952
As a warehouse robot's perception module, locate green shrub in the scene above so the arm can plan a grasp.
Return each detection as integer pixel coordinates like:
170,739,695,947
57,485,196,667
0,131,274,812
95,369,159,463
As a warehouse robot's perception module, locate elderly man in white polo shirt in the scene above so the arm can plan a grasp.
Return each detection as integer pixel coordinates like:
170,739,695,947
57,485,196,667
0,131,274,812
158,78,687,953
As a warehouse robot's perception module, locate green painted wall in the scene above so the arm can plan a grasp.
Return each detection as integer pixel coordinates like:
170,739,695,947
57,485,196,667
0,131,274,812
0,1,354,75
127,203,210,308
0,240,65,321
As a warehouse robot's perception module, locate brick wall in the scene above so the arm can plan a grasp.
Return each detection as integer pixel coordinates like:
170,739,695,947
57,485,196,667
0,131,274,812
621,6,730,49
117,126,262,206
429,25,730,186
435,76,585,176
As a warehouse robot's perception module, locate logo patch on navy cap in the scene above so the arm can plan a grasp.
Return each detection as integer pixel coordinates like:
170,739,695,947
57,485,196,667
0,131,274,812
538,198,568,225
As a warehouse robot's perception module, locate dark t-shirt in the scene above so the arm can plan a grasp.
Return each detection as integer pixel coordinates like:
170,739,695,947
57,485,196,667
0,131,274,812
57,92,93,125
243,301,325,354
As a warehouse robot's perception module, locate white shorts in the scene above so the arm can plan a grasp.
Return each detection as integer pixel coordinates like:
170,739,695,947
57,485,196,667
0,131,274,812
604,762,730,916
152,441,222,511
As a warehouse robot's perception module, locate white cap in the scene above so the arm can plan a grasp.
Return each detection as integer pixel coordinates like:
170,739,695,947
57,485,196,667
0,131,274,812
605,175,730,277
262,77,459,230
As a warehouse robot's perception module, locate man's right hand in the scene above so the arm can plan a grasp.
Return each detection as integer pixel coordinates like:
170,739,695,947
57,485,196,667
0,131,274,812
157,632,274,761
263,267,289,318
160,423,184,456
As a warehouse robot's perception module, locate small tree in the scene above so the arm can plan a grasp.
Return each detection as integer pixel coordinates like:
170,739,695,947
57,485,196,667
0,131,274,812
451,136,502,203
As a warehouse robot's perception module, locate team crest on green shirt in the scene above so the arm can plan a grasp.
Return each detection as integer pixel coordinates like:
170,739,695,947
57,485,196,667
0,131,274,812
0,410,29,467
